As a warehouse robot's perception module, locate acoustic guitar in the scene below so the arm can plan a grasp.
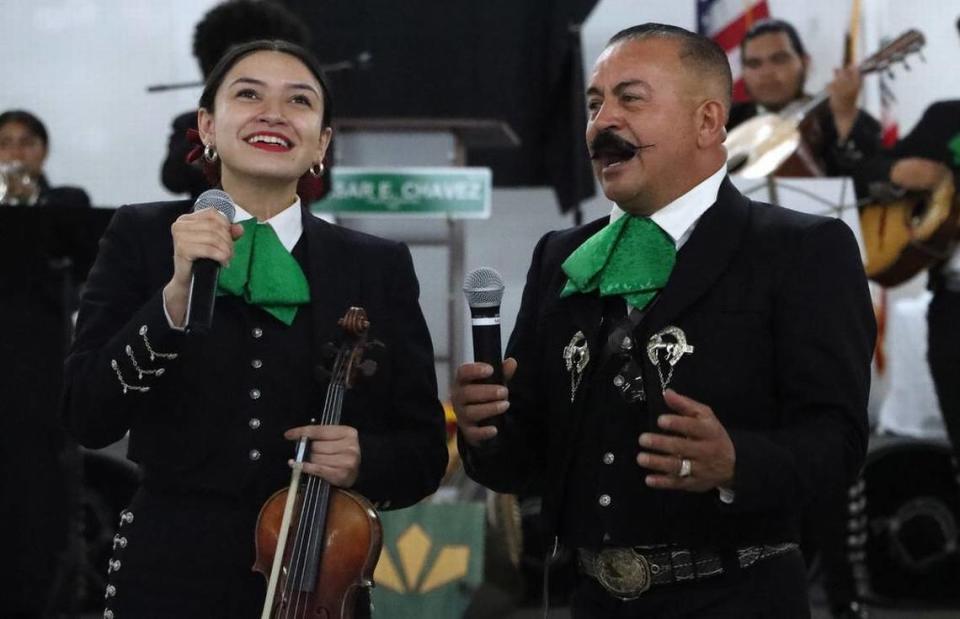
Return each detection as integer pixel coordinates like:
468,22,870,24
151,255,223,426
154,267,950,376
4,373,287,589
861,173,960,286
726,29,925,179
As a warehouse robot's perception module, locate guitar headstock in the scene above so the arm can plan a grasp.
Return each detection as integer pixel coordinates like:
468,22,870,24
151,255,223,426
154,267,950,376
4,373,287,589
860,29,925,76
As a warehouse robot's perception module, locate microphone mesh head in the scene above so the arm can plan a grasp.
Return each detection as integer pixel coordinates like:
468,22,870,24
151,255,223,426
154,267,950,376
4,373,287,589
193,189,236,222
463,267,504,308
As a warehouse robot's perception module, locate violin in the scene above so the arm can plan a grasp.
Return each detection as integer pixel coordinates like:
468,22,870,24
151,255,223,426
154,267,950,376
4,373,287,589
254,307,383,619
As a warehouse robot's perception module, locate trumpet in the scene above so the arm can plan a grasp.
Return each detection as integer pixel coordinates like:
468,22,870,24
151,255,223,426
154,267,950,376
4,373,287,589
0,161,40,206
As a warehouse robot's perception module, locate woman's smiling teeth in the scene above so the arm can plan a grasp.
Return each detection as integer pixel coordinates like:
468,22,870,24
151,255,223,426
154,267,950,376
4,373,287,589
246,134,292,150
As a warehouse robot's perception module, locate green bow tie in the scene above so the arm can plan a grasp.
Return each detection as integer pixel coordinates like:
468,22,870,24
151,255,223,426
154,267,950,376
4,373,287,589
561,214,676,310
217,219,310,325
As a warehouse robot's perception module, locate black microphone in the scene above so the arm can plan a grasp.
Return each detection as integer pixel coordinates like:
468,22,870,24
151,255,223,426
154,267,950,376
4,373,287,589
185,189,236,334
463,267,506,389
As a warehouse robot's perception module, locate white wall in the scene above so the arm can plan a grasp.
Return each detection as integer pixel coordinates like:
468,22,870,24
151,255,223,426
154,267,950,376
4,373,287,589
859,0,960,132
1,0,220,205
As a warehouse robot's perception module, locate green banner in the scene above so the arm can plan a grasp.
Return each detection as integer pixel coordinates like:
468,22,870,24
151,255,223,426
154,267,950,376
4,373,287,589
311,167,491,218
371,502,485,618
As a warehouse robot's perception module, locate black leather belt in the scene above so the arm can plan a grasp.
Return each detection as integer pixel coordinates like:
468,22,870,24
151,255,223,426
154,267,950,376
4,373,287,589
578,543,798,600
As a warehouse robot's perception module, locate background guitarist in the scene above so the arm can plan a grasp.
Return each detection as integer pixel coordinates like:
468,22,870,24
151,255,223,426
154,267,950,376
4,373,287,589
855,95,960,463
728,18,882,179
729,18,885,619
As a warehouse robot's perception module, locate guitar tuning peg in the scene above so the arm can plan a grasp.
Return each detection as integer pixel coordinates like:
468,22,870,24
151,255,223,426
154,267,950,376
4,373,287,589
359,359,378,377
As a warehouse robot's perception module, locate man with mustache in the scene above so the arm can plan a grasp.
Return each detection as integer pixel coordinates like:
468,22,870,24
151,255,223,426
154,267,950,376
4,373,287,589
453,23,874,617
730,19,882,177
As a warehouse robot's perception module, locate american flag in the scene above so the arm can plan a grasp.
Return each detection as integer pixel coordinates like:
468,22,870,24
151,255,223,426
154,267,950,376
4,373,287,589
696,0,771,102
877,63,899,148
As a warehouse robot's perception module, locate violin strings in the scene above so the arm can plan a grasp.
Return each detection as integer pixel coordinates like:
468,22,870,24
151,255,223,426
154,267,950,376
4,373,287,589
295,382,344,614
284,429,334,613
296,474,320,616
276,344,351,617
285,445,331,618
276,361,336,618
290,382,341,609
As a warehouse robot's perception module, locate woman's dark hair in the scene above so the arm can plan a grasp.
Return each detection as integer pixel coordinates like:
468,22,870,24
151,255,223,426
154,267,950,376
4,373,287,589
0,110,49,148
192,0,310,79
195,40,332,202
199,39,332,128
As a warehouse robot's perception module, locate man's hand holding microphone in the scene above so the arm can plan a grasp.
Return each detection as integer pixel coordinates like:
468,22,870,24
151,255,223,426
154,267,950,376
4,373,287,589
453,268,515,448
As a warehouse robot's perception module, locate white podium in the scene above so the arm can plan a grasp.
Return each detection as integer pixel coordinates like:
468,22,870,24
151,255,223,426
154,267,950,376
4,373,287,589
325,118,520,397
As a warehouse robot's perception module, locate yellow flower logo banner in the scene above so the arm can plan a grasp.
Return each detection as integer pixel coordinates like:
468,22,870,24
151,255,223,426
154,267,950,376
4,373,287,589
372,502,485,618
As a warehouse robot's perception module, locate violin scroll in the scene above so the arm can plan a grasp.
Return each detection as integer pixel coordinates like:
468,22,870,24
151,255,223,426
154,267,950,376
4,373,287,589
337,306,370,336
315,307,385,388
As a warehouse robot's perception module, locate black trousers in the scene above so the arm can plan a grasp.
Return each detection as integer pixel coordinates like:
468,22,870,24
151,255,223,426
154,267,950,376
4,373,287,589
928,289,960,460
801,474,865,613
571,548,810,619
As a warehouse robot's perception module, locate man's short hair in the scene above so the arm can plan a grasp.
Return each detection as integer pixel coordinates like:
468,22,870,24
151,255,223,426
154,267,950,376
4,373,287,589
607,23,732,109
740,19,807,58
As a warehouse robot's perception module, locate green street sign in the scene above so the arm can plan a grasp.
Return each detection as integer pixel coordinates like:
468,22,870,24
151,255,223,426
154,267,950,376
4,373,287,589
310,167,491,218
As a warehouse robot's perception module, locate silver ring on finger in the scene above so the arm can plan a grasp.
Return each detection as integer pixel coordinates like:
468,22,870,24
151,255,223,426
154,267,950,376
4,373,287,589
678,457,692,478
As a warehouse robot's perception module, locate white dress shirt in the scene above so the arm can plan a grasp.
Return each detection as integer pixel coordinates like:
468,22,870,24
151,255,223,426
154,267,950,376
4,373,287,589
232,197,303,251
609,163,726,249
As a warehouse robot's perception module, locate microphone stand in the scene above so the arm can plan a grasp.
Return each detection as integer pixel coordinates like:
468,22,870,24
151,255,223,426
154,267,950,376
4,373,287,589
145,51,373,93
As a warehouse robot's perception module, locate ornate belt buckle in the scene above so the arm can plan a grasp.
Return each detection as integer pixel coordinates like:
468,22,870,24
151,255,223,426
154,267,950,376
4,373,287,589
596,547,651,600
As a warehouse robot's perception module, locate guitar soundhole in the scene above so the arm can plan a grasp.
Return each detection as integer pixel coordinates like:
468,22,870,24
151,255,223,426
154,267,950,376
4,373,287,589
910,200,928,227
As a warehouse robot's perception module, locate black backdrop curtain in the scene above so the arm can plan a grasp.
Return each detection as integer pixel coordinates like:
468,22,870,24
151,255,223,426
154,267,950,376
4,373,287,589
281,0,598,213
